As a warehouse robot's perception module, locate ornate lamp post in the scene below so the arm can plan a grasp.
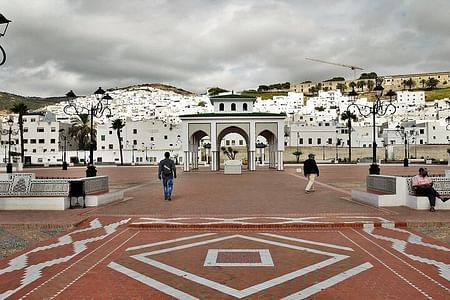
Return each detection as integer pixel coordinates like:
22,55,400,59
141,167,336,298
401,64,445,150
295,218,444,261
396,124,417,167
65,88,113,177
256,141,266,164
59,129,68,170
347,84,396,174
1,117,19,173
0,13,11,66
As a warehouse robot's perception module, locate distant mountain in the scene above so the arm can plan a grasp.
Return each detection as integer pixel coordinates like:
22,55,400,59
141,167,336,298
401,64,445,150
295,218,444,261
0,91,66,114
0,83,196,114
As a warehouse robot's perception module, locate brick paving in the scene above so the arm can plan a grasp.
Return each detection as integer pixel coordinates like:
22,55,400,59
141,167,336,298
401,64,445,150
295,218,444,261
0,164,449,299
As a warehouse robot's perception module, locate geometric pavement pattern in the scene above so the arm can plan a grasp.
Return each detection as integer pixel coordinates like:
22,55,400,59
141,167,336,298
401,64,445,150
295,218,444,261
0,217,449,299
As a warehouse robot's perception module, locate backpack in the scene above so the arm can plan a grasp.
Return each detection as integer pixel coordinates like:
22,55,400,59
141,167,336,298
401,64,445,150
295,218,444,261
162,162,172,176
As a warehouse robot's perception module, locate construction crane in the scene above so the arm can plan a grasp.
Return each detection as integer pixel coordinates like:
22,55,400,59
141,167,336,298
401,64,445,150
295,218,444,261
305,58,363,79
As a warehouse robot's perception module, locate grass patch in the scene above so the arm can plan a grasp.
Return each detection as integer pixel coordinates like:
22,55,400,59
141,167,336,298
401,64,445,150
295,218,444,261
240,91,288,100
425,87,450,101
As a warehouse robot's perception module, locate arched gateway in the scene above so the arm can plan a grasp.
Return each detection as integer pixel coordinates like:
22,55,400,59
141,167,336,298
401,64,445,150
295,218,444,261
180,94,286,171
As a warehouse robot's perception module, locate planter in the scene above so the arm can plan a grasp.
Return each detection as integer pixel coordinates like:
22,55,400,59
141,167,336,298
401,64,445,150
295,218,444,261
224,160,242,175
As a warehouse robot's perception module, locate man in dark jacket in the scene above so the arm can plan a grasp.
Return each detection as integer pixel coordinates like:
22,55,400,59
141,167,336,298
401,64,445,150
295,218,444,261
158,152,177,200
303,153,319,193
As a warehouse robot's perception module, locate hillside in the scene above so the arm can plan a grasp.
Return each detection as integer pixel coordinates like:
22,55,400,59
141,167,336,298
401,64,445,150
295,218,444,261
0,83,196,114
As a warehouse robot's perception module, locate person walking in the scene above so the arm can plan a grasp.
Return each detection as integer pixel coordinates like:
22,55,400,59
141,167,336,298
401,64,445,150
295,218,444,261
158,152,177,200
412,167,447,212
303,153,319,193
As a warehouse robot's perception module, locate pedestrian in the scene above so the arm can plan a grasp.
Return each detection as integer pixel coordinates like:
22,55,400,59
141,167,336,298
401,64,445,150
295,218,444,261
412,167,447,212
303,153,319,193
158,152,177,201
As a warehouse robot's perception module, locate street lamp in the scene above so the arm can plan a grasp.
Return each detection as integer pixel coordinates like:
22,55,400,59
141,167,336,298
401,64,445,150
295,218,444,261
256,141,266,164
64,88,113,177
0,13,11,66
1,117,19,173
396,124,417,167
59,129,68,170
347,84,396,174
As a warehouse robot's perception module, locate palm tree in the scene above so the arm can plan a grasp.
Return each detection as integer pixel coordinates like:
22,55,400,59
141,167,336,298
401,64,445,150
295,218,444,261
341,110,358,162
68,114,91,152
10,102,29,164
356,80,365,92
420,79,426,88
292,150,303,163
405,78,416,90
111,119,125,165
367,79,375,91
336,83,347,93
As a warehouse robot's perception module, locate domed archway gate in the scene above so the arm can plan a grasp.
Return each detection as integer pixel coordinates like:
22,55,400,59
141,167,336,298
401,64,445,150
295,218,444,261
180,94,286,172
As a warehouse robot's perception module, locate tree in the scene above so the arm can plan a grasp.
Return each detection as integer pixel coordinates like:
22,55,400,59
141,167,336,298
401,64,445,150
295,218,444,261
405,78,416,90
336,83,347,93
349,82,357,90
111,119,125,165
356,80,365,92
208,87,228,96
198,101,207,107
292,150,303,163
426,78,439,89
10,102,29,164
221,146,238,160
69,114,91,151
420,79,426,88
341,110,358,162
401,80,407,91
367,79,375,91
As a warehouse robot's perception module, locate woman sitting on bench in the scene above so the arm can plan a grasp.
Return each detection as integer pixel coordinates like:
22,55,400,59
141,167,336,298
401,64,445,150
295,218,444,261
412,167,448,212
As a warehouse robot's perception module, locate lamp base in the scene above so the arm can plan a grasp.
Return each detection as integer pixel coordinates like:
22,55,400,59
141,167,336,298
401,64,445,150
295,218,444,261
403,158,409,167
86,165,97,177
369,163,380,175
62,161,68,170
6,163,12,173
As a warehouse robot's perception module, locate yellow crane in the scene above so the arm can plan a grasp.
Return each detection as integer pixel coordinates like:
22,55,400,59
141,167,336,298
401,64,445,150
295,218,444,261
305,58,363,79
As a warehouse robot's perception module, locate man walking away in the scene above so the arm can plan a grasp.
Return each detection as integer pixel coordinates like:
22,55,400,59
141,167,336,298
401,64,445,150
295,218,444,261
303,153,319,193
158,152,177,200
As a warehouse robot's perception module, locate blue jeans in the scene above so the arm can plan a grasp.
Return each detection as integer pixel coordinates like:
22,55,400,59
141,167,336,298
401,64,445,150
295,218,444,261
162,177,174,199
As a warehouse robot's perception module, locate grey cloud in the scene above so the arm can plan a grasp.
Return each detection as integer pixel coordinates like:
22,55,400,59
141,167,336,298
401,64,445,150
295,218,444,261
0,0,449,97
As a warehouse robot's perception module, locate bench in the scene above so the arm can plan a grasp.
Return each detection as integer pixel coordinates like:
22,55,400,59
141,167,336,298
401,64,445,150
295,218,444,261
406,176,450,210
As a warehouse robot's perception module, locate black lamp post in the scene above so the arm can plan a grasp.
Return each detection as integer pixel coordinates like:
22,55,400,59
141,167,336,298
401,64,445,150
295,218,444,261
64,88,112,177
347,84,396,174
256,141,266,164
59,129,68,170
0,13,11,66
1,117,19,173
396,124,417,166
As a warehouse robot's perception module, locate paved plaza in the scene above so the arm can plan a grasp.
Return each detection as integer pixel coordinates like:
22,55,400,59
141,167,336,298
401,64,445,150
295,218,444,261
0,164,449,299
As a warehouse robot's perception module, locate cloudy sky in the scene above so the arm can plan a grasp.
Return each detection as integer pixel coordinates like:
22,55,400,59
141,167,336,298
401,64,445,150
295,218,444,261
0,0,449,97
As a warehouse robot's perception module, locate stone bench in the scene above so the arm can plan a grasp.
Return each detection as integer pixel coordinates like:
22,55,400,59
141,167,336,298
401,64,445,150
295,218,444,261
0,173,123,210
351,174,450,210
405,176,450,210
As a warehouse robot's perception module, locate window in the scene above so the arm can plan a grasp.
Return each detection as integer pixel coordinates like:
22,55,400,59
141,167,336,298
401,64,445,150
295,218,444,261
133,129,137,134
51,127,56,132
239,140,244,146
164,135,168,140
317,138,322,145
101,135,105,141
219,103,225,111
308,138,312,145
243,103,248,111
101,146,105,150
299,138,303,145
231,140,236,146
328,138,332,144
30,139,36,144
150,137,154,141
226,140,230,146
43,149,47,152
32,149,36,153
39,139,45,144
109,130,113,135
23,139,28,144
30,118,36,122
231,103,236,111
50,139,55,144
133,140,137,145
50,149,55,152
420,129,424,134
109,144,113,149
37,128,44,132
24,127,28,133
